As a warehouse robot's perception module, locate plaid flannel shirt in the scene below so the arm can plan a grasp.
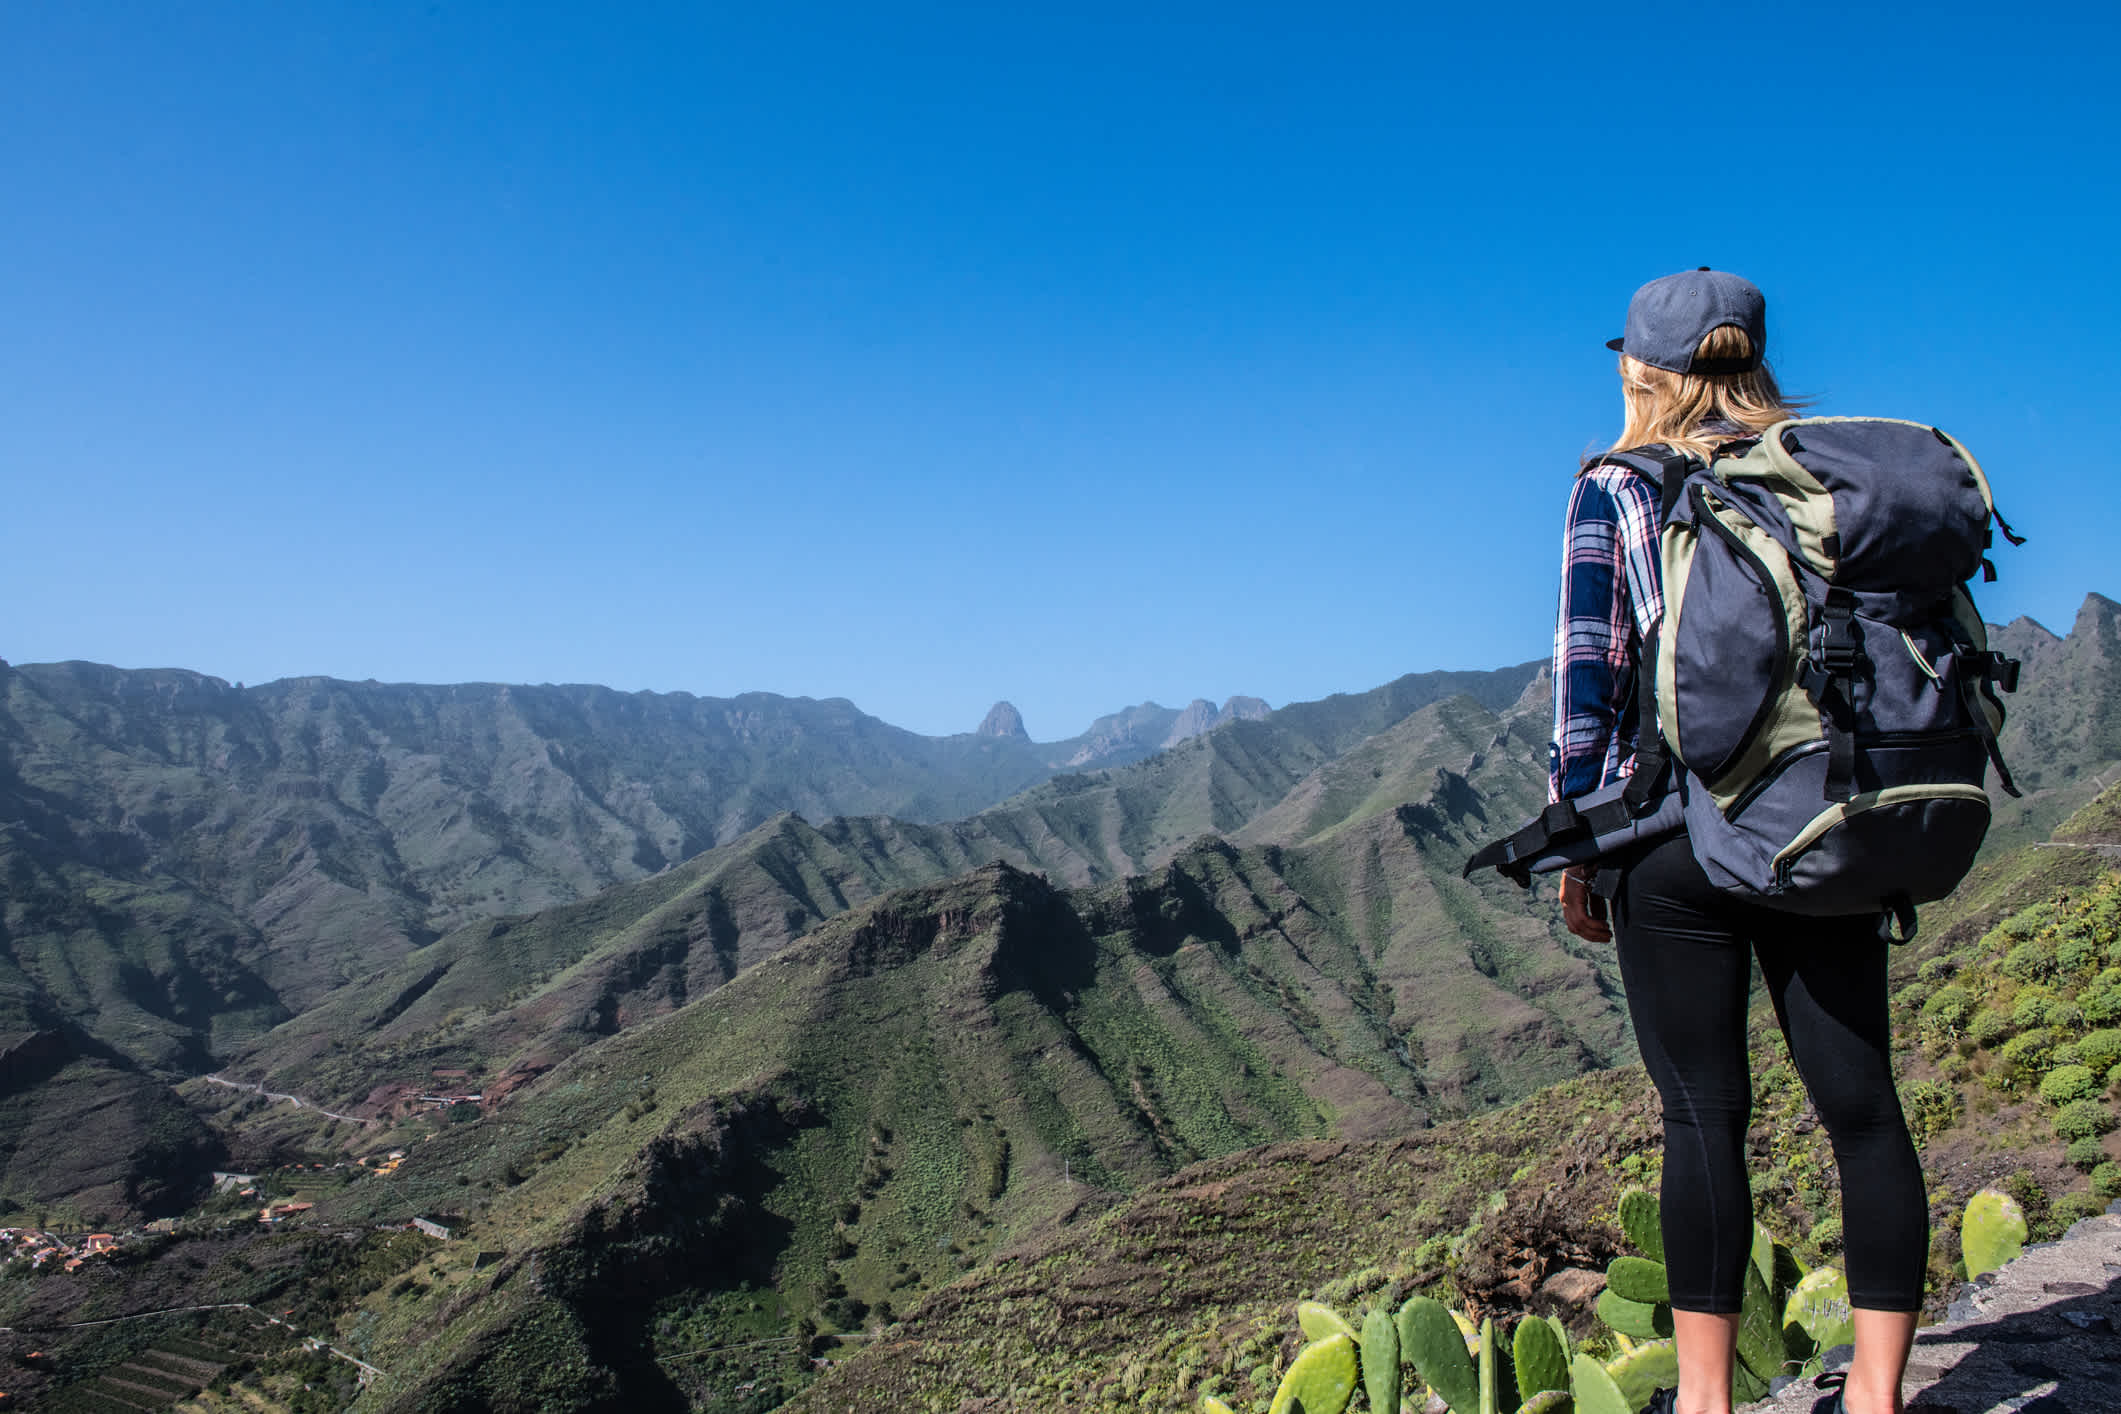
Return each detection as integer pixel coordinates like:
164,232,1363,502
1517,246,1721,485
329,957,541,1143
1549,464,1665,803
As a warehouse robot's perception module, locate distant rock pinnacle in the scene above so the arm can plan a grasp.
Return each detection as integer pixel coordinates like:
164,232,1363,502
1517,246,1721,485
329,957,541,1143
977,701,1029,740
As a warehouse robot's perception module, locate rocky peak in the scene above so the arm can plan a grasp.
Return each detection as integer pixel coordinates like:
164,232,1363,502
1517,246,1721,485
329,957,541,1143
1163,699,1221,746
1219,695,1270,722
977,701,1029,740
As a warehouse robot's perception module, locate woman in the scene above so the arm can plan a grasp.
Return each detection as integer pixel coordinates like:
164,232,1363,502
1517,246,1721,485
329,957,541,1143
1552,269,1927,1414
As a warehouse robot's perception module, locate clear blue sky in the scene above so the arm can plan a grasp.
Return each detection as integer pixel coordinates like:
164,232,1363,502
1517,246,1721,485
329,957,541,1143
5,3,2115,738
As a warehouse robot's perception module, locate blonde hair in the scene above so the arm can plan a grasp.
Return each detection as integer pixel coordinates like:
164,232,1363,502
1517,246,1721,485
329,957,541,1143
1606,325,1807,463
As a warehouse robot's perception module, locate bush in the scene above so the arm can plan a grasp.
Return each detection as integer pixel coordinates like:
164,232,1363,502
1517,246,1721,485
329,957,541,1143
1922,986,1975,1037
2055,1043,2082,1067
2067,1136,2109,1171
2041,1066,2099,1106
1894,981,1932,1014
1902,1080,1958,1144
1918,957,1954,984
1808,1216,1844,1254
2012,991,2057,1031
1998,1028,2056,1080
1970,1008,2015,1048
2077,1028,2121,1074
2047,1001,2086,1033
2083,980,2121,1027
2051,1191,2107,1228
2094,1162,2121,1202
2058,931,2101,975
2052,1100,2118,1142
2003,940,2059,983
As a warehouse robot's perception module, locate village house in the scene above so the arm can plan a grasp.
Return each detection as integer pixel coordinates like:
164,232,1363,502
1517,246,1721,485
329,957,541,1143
258,1201,315,1225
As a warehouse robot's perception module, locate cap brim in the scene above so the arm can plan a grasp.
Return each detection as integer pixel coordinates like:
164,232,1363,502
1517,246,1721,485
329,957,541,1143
1605,337,1626,352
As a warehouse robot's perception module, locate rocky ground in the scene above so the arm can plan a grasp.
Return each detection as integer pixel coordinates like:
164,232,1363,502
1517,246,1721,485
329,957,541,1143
1749,1203,2121,1414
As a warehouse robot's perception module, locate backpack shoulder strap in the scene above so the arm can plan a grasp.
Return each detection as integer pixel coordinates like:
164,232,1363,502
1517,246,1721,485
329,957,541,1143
1583,445,1698,523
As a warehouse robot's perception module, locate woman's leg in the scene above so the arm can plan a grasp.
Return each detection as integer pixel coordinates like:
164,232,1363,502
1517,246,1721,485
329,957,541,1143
1755,926,1929,1414
1614,837,1758,1414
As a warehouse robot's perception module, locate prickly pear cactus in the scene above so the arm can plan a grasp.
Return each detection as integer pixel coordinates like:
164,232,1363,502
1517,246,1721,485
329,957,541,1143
1360,1305,1401,1414
1594,1288,1671,1341
1298,1300,1359,1343
1783,1265,1853,1356
1199,1399,1237,1414
1517,1392,1575,1414
1962,1187,2029,1279
1617,1188,1664,1263
1568,1352,1633,1414
1267,1333,1358,1414
1477,1315,1518,1414
1604,1337,1677,1412
1399,1296,1479,1414
1735,1259,1784,1383
1605,1256,1670,1305
1511,1312,1570,1401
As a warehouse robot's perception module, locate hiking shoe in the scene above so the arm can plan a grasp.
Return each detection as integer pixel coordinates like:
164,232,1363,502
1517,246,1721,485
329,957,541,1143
1809,1371,1847,1414
1642,1389,1679,1414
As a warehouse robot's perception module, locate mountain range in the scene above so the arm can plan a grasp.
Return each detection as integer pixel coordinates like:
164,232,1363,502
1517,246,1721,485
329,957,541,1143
0,592,2116,1411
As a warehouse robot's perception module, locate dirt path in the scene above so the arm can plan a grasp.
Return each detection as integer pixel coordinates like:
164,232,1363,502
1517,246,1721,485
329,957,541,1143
1745,1205,2121,1413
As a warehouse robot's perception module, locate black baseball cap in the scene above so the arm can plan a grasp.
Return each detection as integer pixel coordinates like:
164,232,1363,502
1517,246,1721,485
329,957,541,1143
1607,268,1766,375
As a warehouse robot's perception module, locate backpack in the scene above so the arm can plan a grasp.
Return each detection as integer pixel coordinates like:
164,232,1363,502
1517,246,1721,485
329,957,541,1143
1465,416,2022,940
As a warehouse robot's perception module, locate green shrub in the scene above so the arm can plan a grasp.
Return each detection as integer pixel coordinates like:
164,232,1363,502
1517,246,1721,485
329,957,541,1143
1997,1028,2056,1080
2110,1063,2121,1092
1922,986,1975,1037
1893,981,1932,1014
1807,1216,1843,1254
2058,931,2101,975
2047,1001,2086,1033
2076,1028,2121,1074
1969,1008,2015,1048
2067,1136,2108,1171
2052,1191,2107,1227
2012,991,2057,1031
2052,1100,2118,1142
2093,1162,2121,1202
2083,981,2121,1027
1902,1080,1958,1144
1918,957,1954,984
2041,1065,2099,1107
2055,1043,2082,1067
2002,940,2058,983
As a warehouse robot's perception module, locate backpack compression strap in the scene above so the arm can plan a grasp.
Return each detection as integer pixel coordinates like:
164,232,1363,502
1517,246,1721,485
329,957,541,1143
1460,791,1658,888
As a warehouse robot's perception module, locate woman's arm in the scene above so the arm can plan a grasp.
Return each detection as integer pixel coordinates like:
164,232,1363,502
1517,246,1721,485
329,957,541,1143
1548,468,1661,801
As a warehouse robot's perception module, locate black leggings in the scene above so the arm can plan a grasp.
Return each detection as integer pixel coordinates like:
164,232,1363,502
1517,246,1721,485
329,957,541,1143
1613,836,1928,1313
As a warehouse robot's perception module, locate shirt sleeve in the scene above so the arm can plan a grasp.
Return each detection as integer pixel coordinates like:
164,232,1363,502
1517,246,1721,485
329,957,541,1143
1548,468,1663,802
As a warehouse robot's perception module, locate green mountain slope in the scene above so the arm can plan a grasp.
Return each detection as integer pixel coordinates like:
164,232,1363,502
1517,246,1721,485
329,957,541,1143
0,660,1535,1093
245,730,1607,1410
781,783,2121,1413
221,675,1553,1116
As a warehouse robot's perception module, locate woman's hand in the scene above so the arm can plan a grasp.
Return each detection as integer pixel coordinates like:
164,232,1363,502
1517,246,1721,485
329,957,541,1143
1560,869,1612,943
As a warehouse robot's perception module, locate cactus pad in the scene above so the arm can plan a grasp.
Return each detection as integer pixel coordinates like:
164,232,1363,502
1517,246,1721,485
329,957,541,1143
1605,1256,1670,1306
1568,1353,1633,1414
1734,1260,1784,1383
1360,1305,1402,1414
1398,1296,1478,1414
1594,1289,1670,1341
1511,1312,1570,1399
1604,1337,1677,1412
1517,1392,1575,1414
1268,1333,1358,1414
1200,1399,1237,1414
1961,1188,2029,1279
1783,1265,1853,1354
1617,1188,1664,1263
1299,1300,1359,1344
